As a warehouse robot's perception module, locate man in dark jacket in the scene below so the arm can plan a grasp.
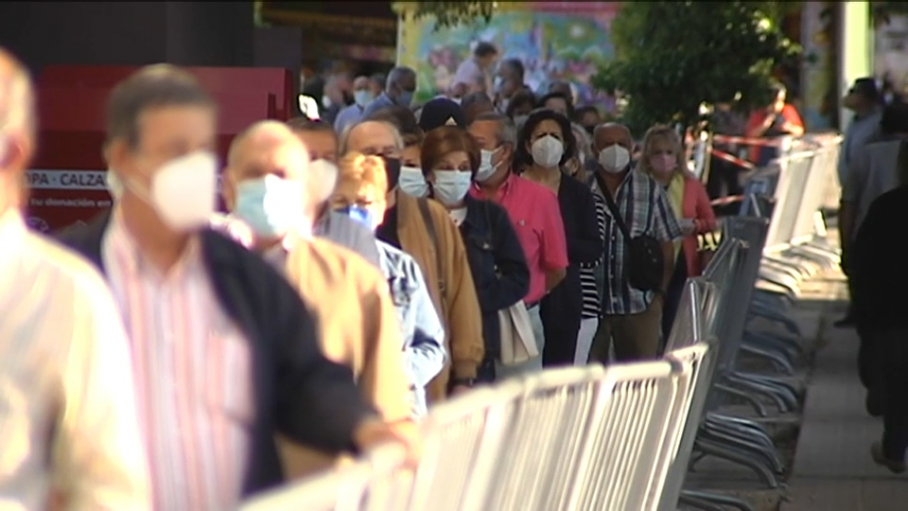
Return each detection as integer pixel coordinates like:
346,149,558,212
58,64,417,510
852,142,908,474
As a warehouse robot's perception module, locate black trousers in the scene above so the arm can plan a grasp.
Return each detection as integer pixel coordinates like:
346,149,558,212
877,329,908,461
662,251,689,350
541,266,583,367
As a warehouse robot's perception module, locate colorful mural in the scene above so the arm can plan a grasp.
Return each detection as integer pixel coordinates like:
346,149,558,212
800,1,835,130
875,13,908,101
397,2,620,105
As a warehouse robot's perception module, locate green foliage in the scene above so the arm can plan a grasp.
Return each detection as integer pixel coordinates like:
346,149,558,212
405,1,496,31
593,2,801,135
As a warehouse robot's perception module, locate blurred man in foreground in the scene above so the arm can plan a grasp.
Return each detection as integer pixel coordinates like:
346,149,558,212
58,64,417,510
0,47,151,510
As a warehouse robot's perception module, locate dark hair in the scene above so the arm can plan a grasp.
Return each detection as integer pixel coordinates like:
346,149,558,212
473,41,498,58
366,105,422,139
370,73,386,89
462,92,493,109
574,105,600,123
421,126,481,178
501,58,525,81
899,140,908,186
880,102,908,135
538,91,575,118
286,116,335,134
514,109,576,171
106,64,215,147
506,89,537,118
387,66,416,89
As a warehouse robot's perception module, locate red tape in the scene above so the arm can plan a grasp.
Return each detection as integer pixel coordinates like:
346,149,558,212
713,134,785,147
710,148,755,170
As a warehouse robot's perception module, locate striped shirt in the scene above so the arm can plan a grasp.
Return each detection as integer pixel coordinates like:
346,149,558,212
0,209,150,510
590,170,682,315
103,212,253,511
579,194,607,318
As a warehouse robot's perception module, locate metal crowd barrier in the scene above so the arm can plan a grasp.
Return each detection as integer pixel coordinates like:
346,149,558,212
240,353,709,511
241,136,841,511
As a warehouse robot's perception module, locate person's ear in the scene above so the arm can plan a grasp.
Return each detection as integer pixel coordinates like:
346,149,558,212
222,170,237,212
0,132,32,174
107,139,131,177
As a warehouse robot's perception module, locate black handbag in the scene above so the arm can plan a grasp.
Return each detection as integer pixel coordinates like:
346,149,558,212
595,173,664,292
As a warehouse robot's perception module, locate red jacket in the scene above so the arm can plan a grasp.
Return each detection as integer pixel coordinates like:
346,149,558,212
678,173,718,276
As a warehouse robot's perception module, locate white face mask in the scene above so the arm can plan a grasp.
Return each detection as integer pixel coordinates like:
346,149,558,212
432,170,472,206
598,144,631,174
398,166,429,198
530,135,564,169
475,147,502,183
307,158,339,205
234,175,305,239
126,151,218,232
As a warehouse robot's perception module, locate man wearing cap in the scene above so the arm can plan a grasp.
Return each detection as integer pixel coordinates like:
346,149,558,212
418,97,467,133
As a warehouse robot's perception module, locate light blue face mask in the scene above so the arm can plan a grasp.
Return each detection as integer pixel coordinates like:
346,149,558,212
398,90,415,107
354,90,373,108
398,166,429,198
234,175,304,239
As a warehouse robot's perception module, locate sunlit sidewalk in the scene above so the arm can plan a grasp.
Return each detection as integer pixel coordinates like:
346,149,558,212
781,272,908,511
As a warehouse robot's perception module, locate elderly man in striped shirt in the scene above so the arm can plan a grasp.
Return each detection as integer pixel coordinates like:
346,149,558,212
58,64,418,511
586,123,683,362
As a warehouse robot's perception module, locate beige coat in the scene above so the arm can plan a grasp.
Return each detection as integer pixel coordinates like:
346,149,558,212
277,236,410,478
396,192,485,401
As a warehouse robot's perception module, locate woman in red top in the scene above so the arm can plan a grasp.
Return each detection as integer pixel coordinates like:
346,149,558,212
745,83,805,165
638,125,718,342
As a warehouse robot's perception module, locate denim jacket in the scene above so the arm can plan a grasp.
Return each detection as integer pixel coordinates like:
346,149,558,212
376,241,447,417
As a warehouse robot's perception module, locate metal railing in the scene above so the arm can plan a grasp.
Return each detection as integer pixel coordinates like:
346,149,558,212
239,135,842,511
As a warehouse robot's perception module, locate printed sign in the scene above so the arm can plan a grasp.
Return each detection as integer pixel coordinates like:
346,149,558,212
25,169,112,234
24,169,228,234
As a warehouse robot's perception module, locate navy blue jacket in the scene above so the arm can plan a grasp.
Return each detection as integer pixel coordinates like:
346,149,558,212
56,212,375,497
459,196,530,358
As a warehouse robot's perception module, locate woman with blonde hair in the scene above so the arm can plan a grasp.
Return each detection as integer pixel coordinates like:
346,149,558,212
638,125,717,342
332,152,447,417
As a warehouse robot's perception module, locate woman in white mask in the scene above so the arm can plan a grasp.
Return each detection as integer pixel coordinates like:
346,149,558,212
421,126,530,383
637,125,716,342
513,109,604,367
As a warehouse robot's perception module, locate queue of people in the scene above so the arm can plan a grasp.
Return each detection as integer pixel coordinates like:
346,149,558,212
3,42,726,510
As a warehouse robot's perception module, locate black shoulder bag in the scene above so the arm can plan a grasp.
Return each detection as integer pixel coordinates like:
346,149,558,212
594,173,664,292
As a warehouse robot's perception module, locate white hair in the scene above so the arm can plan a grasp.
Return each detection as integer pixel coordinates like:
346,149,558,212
338,120,404,156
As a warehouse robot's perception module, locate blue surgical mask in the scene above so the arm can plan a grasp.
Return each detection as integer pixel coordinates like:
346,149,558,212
337,204,375,231
398,90,414,107
475,148,502,183
354,90,373,108
234,175,304,238
432,170,472,206
399,166,429,198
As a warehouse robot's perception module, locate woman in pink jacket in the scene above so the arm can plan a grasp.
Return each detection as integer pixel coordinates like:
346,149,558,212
638,125,718,342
